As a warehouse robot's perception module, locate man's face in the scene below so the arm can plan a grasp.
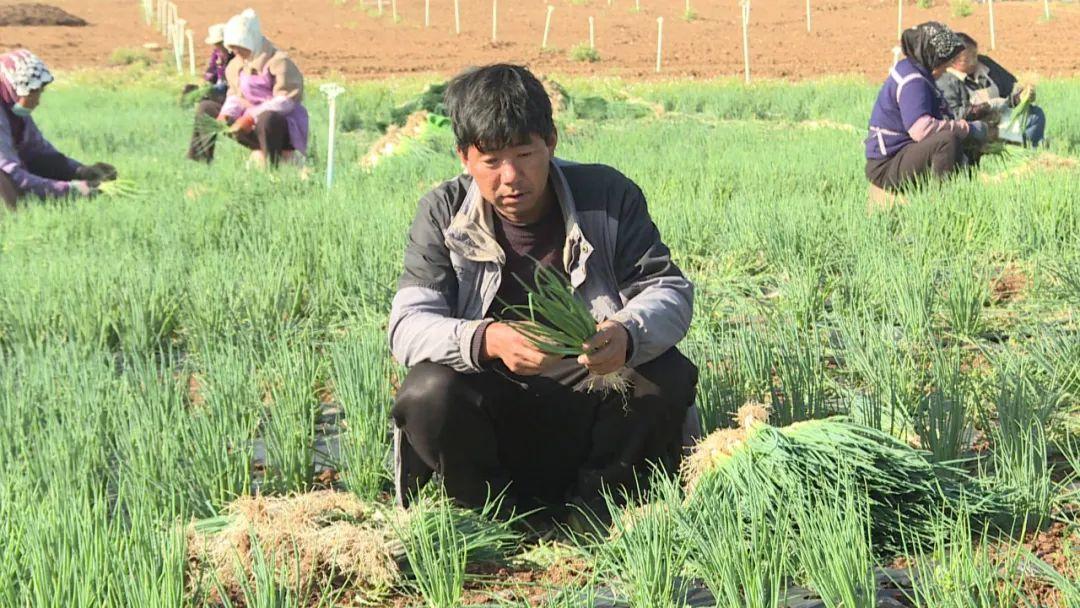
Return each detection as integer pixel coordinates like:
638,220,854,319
458,133,557,221
954,47,978,75
231,46,253,60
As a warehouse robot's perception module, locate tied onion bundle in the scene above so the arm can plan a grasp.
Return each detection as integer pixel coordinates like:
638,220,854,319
504,263,631,393
683,404,991,553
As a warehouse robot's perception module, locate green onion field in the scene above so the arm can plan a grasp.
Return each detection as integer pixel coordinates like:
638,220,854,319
1,65,1078,606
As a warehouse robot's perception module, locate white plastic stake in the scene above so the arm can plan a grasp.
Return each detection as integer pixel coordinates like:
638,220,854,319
492,0,498,43
320,83,346,189
173,18,186,73
187,29,196,75
635,0,640,11
655,17,663,73
741,0,751,83
589,16,595,49
988,0,996,50
377,0,383,16
685,0,690,16
392,0,398,21
897,0,903,40
169,4,178,42
892,45,902,67
806,0,811,33
1043,0,1050,20
425,0,430,26
455,0,461,34
542,5,555,49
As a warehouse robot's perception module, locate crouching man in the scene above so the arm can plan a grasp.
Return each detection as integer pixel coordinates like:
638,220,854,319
388,64,698,521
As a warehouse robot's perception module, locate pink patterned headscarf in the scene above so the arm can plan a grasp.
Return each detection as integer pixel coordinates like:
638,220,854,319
0,49,54,106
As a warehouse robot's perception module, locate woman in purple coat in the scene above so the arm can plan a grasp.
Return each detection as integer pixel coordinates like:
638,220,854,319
189,9,308,168
0,49,117,210
865,22,994,192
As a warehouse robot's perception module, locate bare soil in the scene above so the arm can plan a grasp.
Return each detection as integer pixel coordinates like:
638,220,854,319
0,3,85,26
1,0,1078,81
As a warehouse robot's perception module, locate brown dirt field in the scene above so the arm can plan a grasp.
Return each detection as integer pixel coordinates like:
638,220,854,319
1,0,1078,81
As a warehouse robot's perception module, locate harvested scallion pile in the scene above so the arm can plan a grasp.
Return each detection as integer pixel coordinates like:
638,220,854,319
504,263,631,393
683,404,996,553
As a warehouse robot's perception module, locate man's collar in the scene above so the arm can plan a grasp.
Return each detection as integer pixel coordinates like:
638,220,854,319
946,67,968,80
445,159,595,282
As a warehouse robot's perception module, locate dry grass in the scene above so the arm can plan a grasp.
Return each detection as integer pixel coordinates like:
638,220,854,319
186,491,403,603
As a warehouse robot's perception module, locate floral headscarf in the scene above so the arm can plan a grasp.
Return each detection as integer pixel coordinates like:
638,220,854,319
0,49,54,106
901,22,966,71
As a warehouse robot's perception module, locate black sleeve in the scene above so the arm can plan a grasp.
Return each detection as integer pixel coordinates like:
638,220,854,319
397,190,458,305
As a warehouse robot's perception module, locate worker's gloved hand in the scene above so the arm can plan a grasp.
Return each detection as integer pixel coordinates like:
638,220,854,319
75,162,118,183
229,114,256,135
69,180,98,197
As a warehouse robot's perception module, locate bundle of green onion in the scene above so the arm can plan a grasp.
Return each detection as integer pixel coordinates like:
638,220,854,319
191,114,231,158
180,84,213,108
684,404,992,553
504,263,630,392
1005,85,1034,134
96,179,144,199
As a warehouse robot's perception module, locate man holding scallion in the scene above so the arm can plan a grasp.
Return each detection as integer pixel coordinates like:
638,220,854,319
936,33,1045,149
865,22,995,192
389,64,698,523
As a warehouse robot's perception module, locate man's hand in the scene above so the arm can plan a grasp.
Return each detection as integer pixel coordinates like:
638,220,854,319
480,322,561,375
577,320,630,376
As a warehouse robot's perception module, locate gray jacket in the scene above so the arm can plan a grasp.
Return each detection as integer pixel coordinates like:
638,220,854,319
936,56,1018,120
388,159,694,373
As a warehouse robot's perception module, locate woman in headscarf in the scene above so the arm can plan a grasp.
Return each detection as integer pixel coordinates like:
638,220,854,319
865,22,994,192
0,49,116,210
189,9,308,167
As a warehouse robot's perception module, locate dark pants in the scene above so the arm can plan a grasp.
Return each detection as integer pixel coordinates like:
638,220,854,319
188,99,294,165
866,130,967,192
393,348,698,514
1025,105,1046,148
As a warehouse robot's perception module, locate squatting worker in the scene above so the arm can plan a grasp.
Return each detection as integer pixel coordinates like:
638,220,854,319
203,23,233,99
388,64,699,521
190,8,308,167
936,33,1045,148
865,22,995,192
0,49,117,211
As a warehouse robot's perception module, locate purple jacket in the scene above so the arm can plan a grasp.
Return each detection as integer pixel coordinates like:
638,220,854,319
203,48,231,85
0,109,80,197
865,58,978,160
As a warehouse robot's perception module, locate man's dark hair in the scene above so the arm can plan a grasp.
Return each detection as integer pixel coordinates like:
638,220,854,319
956,32,978,48
444,64,554,153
